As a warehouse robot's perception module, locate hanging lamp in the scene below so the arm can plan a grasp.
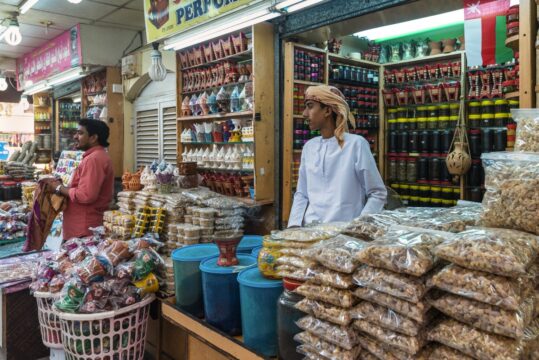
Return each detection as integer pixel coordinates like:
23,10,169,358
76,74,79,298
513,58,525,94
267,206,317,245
148,42,167,82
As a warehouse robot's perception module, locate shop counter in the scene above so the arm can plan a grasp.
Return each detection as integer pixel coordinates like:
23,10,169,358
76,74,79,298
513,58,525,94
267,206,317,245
160,297,267,360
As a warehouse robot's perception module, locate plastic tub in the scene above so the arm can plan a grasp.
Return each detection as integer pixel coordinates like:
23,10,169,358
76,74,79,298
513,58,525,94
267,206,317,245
172,244,219,317
238,267,283,356
237,235,263,254
200,255,257,335
251,246,263,260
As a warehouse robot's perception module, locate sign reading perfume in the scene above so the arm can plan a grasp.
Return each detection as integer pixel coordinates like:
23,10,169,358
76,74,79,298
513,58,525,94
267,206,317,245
144,0,254,43
17,25,82,88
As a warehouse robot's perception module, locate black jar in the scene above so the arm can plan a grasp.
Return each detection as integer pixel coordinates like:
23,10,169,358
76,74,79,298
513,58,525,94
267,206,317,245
469,129,481,158
418,157,429,181
388,131,398,153
468,160,482,187
431,130,441,153
429,157,441,182
419,131,430,153
409,131,419,153
493,129,507,151
481,129,492,153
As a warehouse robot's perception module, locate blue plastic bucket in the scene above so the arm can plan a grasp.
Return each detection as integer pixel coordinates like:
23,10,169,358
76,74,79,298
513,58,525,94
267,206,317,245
172,244,219,318
251,246,263,260
200,254,257,335
237,267,283,356
237,235,263,254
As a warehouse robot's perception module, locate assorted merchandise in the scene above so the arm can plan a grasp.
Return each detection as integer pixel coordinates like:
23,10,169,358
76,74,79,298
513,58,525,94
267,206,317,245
0,200,28,244
82,71,107,120
54,150,84,186
294,49,324,83
180,119,251,144
182,144,254,172
180,82,253,116
57,101,81,151
5,140,38,178
178,32,250,69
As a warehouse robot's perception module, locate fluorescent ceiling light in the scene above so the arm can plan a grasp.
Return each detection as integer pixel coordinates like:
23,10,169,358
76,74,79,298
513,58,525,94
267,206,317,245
355,9,464,41
20,0,40,14
73,97,81,103
68,0,82,3
23,81,51,95
164,2,280,51
47,67,85,86
285,0,325,13
275,0,303,10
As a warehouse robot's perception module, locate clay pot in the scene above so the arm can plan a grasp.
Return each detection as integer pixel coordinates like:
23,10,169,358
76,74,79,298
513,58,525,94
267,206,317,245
179,161,197,176
214,234,243,266
128,175,142,191
446,142,471,175
442,38,457,53
429,41,442,55
458,35,465,50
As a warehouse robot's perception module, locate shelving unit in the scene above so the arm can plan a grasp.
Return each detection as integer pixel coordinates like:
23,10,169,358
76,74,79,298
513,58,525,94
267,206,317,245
176,23,275,205
32,93,53,163
55,99,81,152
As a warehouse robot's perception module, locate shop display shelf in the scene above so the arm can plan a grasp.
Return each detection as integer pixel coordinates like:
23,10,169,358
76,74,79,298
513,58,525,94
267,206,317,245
198,167,254,173
294,79,325,87
161,299,266,359
386,100,460,108
384,76,461,88
328,53,380,68
504,91,519,100
329,78,379,88
294,43,327,54
181,49,252,71
505,35,519,50
181,80,252,96
181,142,254,145
178,110,253,121
384,51,465,67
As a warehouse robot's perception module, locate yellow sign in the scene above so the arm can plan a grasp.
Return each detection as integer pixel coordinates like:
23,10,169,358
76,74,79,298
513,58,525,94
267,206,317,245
144,0,255,43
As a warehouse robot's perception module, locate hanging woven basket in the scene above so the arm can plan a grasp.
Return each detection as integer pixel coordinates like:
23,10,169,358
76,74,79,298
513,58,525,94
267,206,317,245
446,98,471,176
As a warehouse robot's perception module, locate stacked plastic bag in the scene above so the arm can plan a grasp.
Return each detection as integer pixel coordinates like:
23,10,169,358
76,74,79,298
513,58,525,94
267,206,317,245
427,227,539,359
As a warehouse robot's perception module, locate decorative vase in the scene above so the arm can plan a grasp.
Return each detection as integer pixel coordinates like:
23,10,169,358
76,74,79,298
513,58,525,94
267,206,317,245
208,91,218,114
378,45,389,64
442,38,457,53
214,234,244,266
446,142,471,175
402,42,414,60
458,35,465,50
230,86,241,113
415,39,428,58
429,41,442,55
389,43,401,62
216,87,230,113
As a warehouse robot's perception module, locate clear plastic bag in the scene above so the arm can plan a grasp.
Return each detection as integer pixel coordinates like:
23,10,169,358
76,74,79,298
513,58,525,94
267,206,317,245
427,317,539,360
295,298,352,326
353,287,431,323
295,283,355,308
433,227,538,278
271,228,336,242
305,235,369,273
429,344,475,360
280,248,309,257
356,226,448,277
276,265,312,282
429,292,535,339
481,151,539,235
294,331,361,360
353,265,429,303
296,316,359,350
429,263,534,311
343,213,400,241
353,319,427,355
513,109,539,152
202,195,244,209
310,265,354,289
276,256,316,269
351,301,432,337
357,336,435,360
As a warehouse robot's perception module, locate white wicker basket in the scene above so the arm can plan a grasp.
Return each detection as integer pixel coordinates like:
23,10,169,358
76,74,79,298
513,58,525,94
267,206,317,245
55,295,155,360
34,291,63,349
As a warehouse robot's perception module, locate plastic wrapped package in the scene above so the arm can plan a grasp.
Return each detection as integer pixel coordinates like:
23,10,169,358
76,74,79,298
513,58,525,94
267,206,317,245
202,196,244,209
353,265,429,303
310,265,354,289
295,282,355,308
182,188,216,203
351,301,434,337
305,235,369,273
429,263,535,311
433,228,538,278
295,298,353,326
306,221,350,234
357,336,435,360
280,248,308,257
356,226,449,277
429,291,535,339
360,351,379,360
100,241,131,267
76,256,108,284
353,319,427,355
427,317,539,360
294,331,361,360
343,213,401,241
353,287,431,323
276,265,312,282
271,228,336,242
513,109,539,152
428,344,475,360
296,316,359,350
276,256,316,269
481,152,539,235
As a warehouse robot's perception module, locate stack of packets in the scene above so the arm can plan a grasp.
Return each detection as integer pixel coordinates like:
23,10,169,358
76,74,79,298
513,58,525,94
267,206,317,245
133,207,166,238
427,227,539,360
293,234,367,360
117,191,137,215
30,230,164,313
350,226,450,359
54,151,83,185
103,210,135,240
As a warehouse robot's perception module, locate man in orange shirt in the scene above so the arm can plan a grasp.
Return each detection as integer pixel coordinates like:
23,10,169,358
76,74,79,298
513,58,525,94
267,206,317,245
47,119,114,240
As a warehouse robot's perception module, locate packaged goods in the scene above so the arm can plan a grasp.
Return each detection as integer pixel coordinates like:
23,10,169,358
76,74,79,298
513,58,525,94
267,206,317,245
276,255,316,269
310,265,354,289
271,228,336,242
294,331,361,360
276,265,312,281
513,109,539,152
296,315,359,350
295,282,355,308
295,298,352,326
433,227,538,278
353,287,431,323
305,235,369,273
428,344,475,360
357,336,435,360
353,319,427,355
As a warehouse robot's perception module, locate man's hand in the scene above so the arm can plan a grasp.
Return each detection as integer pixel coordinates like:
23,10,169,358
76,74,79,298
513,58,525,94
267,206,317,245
45,179,62,194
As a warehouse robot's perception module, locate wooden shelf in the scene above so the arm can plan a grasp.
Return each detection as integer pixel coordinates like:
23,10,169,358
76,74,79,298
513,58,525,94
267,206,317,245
161,300,265,360
383,51,464,67
293,43,327,54
181,80,251,96
329,78,378,88
180,49,253,71
505,35,519,50
328,53,380,68
294,79,325,86
385,76,461,88
178,111,253,121
198,167,254,173
504,91,520,100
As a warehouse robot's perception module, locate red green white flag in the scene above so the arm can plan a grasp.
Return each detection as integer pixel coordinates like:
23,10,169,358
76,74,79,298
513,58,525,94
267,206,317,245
464,0,512,66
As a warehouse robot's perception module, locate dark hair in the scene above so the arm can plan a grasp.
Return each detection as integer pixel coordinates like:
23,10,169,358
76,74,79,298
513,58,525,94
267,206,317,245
319,103,338,122
79,119,110,147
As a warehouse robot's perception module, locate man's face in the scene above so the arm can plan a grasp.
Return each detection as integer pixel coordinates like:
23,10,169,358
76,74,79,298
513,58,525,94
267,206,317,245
303,100,331,131
74,126,96,151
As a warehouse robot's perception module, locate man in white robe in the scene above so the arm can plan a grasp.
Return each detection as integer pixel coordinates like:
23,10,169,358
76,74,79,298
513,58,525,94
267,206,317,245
288,85,387,227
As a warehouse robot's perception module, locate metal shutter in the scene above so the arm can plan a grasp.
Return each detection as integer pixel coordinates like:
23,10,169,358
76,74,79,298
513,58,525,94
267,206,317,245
162,106,177,164
135,108,159,167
